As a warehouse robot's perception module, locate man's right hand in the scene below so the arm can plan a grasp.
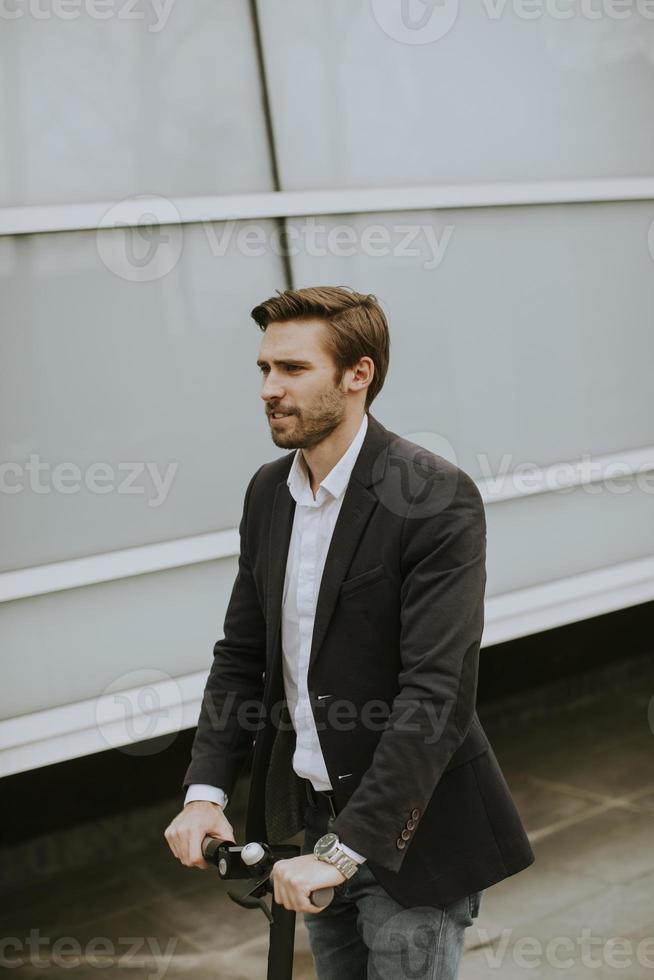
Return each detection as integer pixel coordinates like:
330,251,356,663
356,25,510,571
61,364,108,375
164,801,236,870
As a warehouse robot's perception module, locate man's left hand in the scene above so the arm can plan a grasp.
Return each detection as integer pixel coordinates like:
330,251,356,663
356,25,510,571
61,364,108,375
270,854,352,913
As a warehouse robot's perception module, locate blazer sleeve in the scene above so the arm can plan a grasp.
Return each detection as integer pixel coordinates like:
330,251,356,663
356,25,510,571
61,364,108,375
330,466,487,873
182,465,266,799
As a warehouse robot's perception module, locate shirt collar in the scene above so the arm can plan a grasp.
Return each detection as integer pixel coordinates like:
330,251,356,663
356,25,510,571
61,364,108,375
287,412,369,505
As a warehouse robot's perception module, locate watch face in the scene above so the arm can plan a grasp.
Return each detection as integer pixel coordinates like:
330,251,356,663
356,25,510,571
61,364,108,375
314,832,338,857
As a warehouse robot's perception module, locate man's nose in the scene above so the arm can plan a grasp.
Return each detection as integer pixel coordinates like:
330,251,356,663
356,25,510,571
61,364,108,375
261,373,285,401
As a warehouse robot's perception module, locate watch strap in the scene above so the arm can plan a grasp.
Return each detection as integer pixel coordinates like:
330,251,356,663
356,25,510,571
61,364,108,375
329,849,359,879
315,840,359,879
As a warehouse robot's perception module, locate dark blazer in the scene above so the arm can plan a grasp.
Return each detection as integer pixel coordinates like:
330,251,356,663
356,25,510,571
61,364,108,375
183,411,535,908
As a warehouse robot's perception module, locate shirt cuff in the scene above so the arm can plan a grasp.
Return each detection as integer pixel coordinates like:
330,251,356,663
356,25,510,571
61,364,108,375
184,784,228,809
339,841,367,864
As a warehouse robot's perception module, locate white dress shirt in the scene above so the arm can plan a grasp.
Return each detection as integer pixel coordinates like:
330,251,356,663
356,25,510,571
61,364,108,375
186,412,369,864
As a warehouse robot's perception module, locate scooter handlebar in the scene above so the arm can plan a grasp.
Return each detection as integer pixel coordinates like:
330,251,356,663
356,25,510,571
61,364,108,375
201,835,334,908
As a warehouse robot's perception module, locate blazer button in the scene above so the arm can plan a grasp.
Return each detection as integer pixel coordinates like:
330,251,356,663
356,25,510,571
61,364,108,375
407,819,416,830
396,838,406,849
401,829,411,840
411,808,420,820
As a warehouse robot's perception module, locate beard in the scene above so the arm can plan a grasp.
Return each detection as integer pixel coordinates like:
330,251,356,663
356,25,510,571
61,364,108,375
269,380,346,449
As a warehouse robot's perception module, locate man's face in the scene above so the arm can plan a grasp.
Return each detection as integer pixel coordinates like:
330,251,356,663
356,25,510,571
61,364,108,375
258,319,349,449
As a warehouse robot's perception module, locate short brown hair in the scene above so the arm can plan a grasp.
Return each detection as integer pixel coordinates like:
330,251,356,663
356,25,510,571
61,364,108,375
250,286,390,411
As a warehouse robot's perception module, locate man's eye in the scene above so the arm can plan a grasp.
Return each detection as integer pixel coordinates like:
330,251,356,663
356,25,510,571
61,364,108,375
258,365,301,373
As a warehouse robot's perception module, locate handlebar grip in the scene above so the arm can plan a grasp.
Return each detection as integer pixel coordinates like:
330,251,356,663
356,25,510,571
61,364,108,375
309,886,334,908
202,836,224,862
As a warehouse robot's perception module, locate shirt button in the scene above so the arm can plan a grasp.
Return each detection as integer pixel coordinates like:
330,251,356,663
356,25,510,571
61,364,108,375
401,829,411,840
411,808,420,820
396,838,406,849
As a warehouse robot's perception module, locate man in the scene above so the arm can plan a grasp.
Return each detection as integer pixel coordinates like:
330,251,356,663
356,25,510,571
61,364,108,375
165,286,535,978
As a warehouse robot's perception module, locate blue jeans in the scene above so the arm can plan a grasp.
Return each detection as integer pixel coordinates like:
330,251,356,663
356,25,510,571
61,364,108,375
301,801,483,980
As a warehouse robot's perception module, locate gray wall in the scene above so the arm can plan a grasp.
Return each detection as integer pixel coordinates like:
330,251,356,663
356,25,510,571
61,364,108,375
1,0,653,768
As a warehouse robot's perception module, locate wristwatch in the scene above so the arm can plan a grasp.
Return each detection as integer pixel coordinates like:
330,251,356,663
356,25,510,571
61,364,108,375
313,832,360,879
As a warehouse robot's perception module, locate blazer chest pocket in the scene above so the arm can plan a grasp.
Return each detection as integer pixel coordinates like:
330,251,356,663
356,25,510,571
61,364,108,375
340,562,387,598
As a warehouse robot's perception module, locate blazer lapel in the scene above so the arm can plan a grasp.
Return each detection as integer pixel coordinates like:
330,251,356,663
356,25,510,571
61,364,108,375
307,479,378,675
266,483,295,673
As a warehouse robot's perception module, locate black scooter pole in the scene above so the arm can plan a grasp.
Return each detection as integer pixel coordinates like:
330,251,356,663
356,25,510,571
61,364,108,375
202,836,333,980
